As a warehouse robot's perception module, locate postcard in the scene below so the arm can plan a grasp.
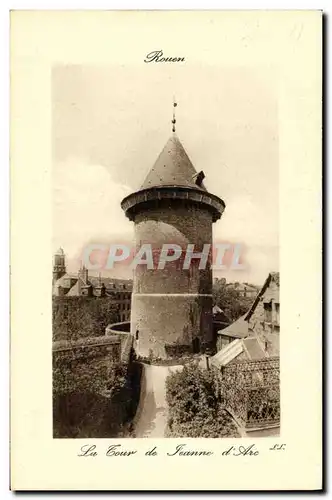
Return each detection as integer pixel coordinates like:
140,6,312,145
10,10,322,491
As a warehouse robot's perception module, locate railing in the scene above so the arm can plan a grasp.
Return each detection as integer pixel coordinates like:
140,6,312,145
217,357,280,429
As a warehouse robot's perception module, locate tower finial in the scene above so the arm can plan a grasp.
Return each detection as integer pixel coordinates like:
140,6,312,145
172,97,177,133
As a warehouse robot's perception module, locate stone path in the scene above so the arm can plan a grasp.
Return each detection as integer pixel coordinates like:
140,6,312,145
132,363,182,438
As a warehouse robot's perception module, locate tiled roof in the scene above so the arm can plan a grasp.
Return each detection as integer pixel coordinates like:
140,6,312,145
53,272,133,296
211,336,267,368
141,134,207,191
53,273,78,289
66,280,81,296
89,276,133,290
65,276,91,296
217,314,249,339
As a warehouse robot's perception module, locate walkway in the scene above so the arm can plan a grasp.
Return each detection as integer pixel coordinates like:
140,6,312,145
131,363,182,438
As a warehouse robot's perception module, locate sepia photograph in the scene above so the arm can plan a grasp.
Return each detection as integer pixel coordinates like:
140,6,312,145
52,64,280,439
10,9,322,491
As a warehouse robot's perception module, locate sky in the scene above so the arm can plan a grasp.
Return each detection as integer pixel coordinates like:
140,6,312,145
52,64,279,285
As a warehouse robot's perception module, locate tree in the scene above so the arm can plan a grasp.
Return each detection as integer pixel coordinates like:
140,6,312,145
213,280,253,322
52,296,118,341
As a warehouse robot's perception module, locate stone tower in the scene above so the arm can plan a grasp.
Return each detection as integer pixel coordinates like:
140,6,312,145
121,131,225,359
53,247,66,283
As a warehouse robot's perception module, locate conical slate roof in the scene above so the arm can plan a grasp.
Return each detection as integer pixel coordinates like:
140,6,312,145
141,134,207,191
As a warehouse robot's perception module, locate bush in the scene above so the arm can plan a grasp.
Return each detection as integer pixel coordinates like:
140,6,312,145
53,350,126,397
52,296,118,342
166,362,239,438
53,347,141,438
137,353,202,366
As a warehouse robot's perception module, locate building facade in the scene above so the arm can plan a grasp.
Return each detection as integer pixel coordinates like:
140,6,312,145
215,271,280,356
52,249,132,322
211,272,280,436
245,272,280,356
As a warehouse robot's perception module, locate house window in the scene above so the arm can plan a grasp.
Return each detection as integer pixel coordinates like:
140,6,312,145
264,302,272,323
275,303,280,325
221,337,229,348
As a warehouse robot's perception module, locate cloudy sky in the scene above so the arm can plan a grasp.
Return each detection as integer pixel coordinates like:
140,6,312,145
52,64,278,285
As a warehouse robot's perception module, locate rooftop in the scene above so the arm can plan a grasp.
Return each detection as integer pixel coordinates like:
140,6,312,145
53,272,133,296
121,133,225,222
141,134,207,191
211,336,267,369
217,314,249,339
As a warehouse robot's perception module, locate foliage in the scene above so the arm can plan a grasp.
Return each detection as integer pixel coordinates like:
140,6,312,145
165,362,239,438
52,296,118,341
137,353,202,366
213,280,254,322
53,346,141,438
53,349,126,397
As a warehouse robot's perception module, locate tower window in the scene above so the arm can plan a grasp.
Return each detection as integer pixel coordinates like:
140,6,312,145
195,170,205,187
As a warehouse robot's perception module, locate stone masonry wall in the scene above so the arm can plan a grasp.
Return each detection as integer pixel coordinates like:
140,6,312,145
132,294,213,358
131,204,214,358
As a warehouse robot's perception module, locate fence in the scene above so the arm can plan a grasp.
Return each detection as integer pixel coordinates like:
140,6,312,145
216,357,280,430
